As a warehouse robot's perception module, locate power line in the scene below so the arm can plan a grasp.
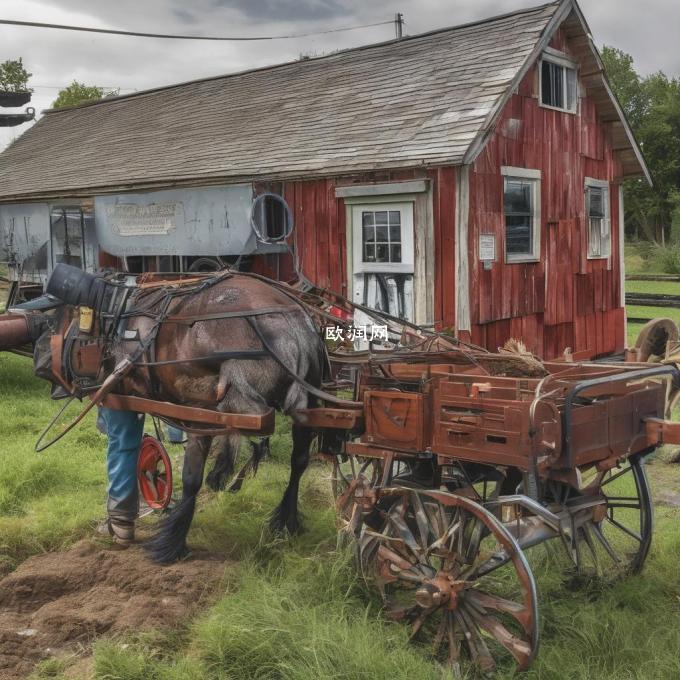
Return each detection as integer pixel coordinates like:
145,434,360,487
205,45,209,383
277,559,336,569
0,17,393,41
31,84,135,91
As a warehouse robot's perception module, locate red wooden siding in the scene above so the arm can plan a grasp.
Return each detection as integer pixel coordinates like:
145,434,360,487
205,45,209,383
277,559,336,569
468,30,625,360
252,169,458,330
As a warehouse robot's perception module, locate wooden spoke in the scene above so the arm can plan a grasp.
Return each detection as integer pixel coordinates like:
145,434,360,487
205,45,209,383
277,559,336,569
567,456,652,577
331,454,383,528
360,489,538,674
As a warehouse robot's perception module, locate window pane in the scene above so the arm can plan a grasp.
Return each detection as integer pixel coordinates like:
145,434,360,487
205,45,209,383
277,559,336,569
390,244,402,262
364,244,375,261
362,212,374,227
374,211,388,226
363,225,375,243
541,60,564,108
375,224,388,242
566,67,577,110
588,217,602,257
506,215,532,255
388,210,400,224
376,244,389,262
504,180,532,214
389,223,401,242
588,187,604,218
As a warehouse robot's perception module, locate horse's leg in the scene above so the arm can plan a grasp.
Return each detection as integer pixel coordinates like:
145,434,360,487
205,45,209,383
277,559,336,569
146,434,211,563
227,437,270,493
206,433,241,491
270,423,315,535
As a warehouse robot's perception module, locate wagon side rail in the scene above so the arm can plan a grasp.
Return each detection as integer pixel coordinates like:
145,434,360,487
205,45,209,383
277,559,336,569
562,364,680,468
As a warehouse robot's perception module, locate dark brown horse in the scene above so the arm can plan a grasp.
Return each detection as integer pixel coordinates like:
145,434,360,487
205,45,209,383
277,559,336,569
27,269,327,563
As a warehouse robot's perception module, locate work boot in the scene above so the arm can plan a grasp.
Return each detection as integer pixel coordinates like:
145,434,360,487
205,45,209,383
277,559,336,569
96,517,136,545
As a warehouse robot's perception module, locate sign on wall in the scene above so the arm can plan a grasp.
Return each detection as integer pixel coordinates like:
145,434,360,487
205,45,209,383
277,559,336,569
479,233,496,262
106,203,181,236
94,184,256,256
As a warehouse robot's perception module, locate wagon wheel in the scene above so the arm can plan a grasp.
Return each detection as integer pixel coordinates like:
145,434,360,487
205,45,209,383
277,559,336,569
137,435,174,511
331,454,383,533
568,454,653,577
359,488,538,675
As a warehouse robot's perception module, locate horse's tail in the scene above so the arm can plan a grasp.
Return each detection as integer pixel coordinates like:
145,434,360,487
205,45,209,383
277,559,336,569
144,495,196,564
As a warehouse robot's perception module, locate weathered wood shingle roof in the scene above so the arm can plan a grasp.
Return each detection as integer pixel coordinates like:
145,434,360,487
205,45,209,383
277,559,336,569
0,2,566,200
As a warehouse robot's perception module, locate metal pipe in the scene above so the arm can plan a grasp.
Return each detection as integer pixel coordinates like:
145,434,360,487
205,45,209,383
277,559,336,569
562,364,680,468
0,314,31,350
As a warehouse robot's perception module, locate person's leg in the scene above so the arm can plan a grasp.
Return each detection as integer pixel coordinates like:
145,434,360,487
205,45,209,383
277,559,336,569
167,424,185,444
100,408,145,542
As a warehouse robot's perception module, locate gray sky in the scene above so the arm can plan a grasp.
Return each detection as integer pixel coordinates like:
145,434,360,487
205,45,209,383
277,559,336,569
1,0,678,150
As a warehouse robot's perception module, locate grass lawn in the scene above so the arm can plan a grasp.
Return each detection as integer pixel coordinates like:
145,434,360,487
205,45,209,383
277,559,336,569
625,277,680,347
0,353,677,679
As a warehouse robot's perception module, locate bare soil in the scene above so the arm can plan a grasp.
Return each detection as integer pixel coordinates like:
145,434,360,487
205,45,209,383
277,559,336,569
0,539,227,679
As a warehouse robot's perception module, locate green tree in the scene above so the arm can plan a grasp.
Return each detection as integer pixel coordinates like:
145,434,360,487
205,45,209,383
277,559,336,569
51,81,119,109
0,58,32,93
602,46,680,244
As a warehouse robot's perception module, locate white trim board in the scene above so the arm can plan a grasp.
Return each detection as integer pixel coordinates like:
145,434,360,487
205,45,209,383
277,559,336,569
335,180,429,199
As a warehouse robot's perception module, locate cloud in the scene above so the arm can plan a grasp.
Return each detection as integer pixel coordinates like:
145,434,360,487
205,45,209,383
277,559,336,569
0,0,677,151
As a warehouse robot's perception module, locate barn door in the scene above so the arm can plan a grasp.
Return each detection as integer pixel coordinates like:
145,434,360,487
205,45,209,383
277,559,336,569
351,202,415,323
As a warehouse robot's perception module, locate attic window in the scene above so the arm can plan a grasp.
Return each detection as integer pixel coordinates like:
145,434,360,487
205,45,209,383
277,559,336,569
540,51,577,113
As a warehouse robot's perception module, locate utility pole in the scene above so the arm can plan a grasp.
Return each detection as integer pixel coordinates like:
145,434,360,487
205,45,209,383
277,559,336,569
394,12,404,40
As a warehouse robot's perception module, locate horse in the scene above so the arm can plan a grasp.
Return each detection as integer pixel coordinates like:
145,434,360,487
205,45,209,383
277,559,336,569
23,266,327,564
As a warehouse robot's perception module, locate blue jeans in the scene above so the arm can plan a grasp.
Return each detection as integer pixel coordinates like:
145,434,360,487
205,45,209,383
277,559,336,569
99,407,145,521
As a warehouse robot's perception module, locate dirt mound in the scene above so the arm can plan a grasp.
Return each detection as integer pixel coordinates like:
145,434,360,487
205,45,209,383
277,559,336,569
0,539,227,679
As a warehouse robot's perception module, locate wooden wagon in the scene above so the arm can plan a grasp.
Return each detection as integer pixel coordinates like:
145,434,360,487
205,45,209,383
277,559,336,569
300,348,680,674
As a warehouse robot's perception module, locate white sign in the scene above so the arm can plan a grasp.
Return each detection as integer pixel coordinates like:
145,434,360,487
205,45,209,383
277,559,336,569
106,203,180,236
479,233,496,261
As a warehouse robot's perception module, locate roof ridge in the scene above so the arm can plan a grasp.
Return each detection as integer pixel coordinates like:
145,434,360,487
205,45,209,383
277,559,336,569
43,0,561,115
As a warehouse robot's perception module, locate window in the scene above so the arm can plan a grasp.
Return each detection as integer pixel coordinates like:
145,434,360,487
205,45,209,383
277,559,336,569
351,202,414,274
50,206,87,269
540,51,577,113
585,180,610,259
502,167,541,262
361,209,402,264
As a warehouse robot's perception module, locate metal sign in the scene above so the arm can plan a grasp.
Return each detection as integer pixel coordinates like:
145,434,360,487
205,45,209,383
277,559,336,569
107,203,181,236
479,233,496,261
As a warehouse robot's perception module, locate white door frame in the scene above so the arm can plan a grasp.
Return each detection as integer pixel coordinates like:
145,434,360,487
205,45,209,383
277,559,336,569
337,182,434,326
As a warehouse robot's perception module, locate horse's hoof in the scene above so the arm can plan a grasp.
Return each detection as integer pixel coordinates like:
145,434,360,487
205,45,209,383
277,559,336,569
268,511,303,537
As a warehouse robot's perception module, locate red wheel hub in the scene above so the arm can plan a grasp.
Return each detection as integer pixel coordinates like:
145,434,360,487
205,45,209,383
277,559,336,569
137,435,173,510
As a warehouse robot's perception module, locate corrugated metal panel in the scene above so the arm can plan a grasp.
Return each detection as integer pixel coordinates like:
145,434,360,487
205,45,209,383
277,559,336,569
93,185,256,257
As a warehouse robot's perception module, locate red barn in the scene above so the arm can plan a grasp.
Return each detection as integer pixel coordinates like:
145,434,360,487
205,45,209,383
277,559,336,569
0,0,649,359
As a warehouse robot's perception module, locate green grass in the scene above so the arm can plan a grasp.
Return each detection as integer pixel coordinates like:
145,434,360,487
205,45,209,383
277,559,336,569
0,353,109,571
626,280,680,295
4,340,680,680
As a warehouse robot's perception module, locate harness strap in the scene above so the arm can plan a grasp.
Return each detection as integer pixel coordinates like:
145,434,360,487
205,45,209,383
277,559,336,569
164,305,300,326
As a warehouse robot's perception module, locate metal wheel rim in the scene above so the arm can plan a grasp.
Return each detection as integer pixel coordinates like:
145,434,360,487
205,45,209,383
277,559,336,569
572,455,653,577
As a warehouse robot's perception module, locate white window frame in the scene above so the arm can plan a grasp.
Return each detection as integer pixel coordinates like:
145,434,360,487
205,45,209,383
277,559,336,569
501,166,541,264
351,202,414,274
585,178,611,260
539,48,578,114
